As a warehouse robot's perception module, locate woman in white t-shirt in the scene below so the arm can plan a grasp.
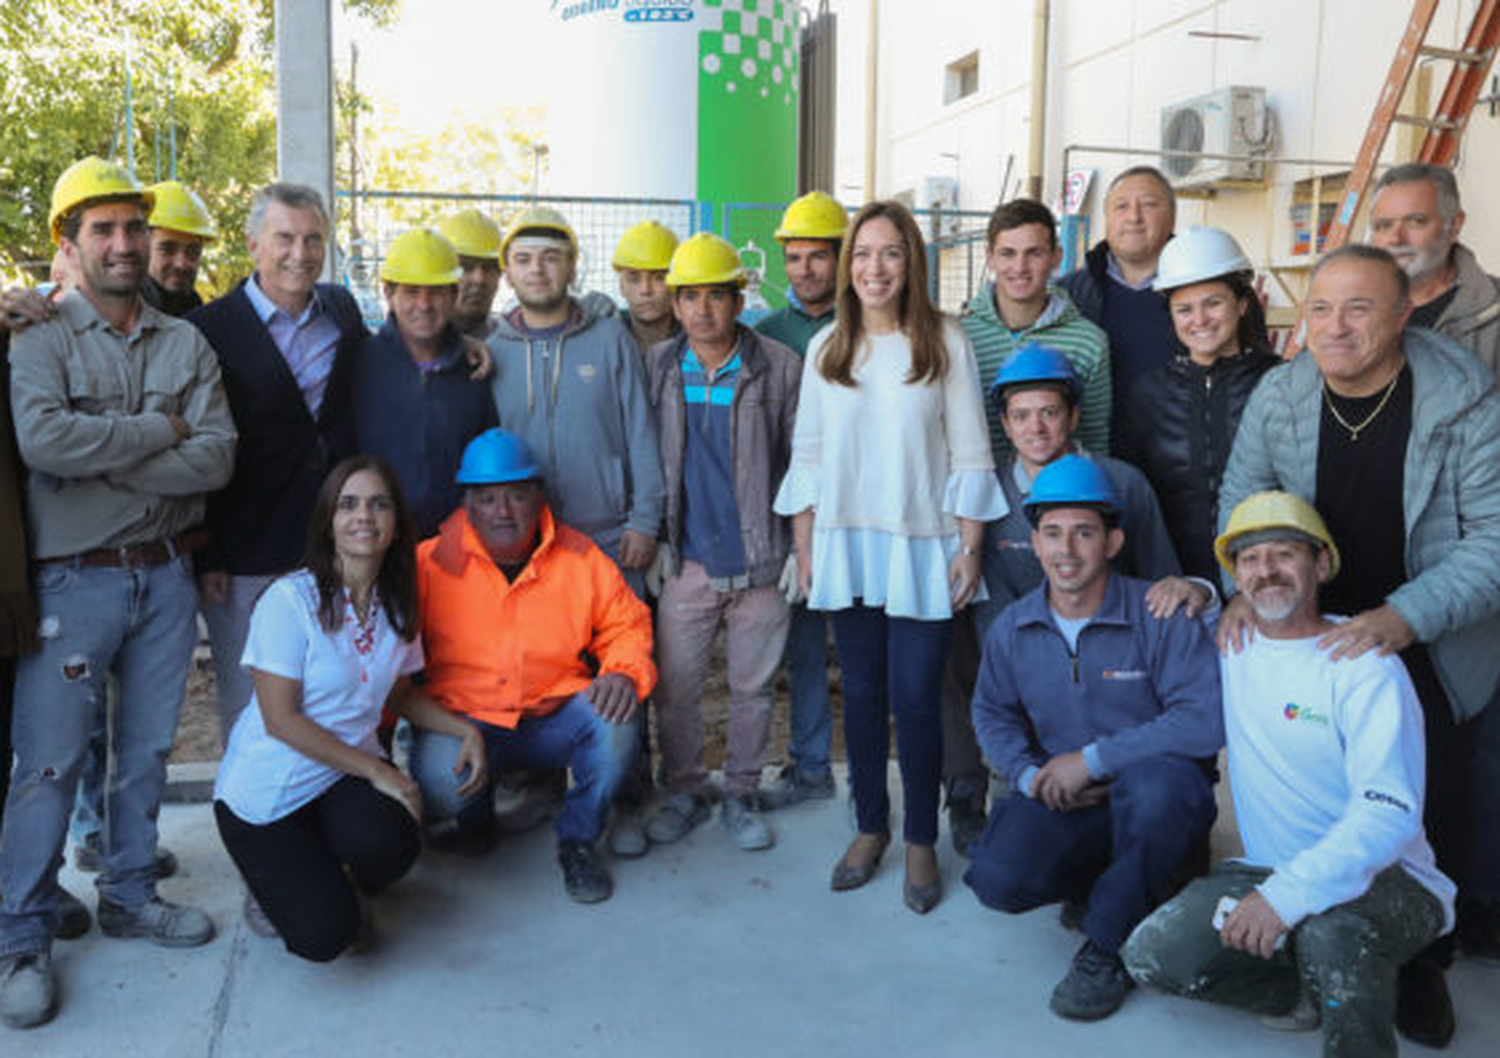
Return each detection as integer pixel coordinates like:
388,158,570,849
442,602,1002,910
774,201,1005,914
213,457,485,961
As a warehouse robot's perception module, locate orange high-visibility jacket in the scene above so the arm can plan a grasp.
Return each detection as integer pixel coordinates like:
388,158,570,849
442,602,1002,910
416,505,656,728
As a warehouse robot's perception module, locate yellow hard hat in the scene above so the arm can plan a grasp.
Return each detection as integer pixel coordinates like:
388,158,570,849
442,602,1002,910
146,181,218,242
49,156,154,245
1215,491,1341,577
437,209,502,261
379,228,462,286
775,190,849,243
613,220,679,272
666,232,747,289
499,205,579,262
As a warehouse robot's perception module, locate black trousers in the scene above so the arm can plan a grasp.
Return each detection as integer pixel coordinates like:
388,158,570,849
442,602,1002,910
215,775,419,963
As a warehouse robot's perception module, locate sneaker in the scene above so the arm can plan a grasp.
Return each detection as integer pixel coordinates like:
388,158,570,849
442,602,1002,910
73,836,178,879
557,840,613,904
97,897,215,948
243,892,278,939
645,792,711,845
946,780,987,858
722,794,775,851
1050,940,1134,1021
0,952,57,1030
759,764,836,810
1396,955,1456,1049
607,808,649,859
53,887,91,941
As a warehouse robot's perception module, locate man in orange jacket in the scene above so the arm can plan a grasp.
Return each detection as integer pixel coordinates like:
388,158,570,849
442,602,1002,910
411,429,655,903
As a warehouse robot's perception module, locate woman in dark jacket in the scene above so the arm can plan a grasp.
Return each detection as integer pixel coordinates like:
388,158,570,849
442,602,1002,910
1116,227,1280,581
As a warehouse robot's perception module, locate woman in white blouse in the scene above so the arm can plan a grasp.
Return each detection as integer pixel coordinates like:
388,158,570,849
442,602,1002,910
214,457,485,960
775,201,1005,913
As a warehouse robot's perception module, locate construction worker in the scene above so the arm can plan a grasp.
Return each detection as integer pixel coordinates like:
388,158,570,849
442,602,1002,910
142,180,217,318
642,233,801,853
0,157,236,1030
1370,163,1500,376
966,455,1222,1023
411,429,654,903
1059,166,1185,406
613,219,680,354
1218,244,1500,1047
754,190,847,810
189,183,369,739
486,205,664,855
350,228,497,538
437,209,503,339
1126,491,1453,1058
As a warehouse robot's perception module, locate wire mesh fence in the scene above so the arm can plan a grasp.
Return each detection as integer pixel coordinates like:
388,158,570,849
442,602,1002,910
335,190,701,321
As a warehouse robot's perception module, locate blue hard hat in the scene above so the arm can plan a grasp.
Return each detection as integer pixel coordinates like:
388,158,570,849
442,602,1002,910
455,428,542,486
1023,454,1121,525
989,344,1083,408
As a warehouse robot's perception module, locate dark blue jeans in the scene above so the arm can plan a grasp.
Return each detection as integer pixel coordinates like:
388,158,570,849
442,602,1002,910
965,756,1216,953
784,603,833,781
830,606,951,847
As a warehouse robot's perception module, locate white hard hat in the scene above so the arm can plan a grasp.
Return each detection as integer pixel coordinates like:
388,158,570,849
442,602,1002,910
1154,225,1253,292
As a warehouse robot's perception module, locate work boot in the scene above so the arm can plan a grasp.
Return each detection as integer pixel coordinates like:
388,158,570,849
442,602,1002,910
98,897,215,948
0,951,57,1030
1396,954,1456,1049
946,776,988,858
73,834,179,880
646,792,712,845
558,840,613,904
53,887,91,941
759,764,836,809
1050,939,1134,1021
721,794,774,851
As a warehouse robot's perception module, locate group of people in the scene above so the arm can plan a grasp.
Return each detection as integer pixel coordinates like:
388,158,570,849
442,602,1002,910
0,154,1496,1058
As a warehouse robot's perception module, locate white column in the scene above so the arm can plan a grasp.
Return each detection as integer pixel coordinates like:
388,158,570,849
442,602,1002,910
274,0,336,279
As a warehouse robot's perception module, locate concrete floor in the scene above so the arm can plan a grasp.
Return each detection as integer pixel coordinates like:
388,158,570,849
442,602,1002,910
11,768,1497,1058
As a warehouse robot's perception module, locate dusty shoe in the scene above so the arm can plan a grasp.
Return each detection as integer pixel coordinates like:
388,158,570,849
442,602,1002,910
1050,940,1134,1021
646,792,711,845
73,836,178,879
607,807,649,859
558,840,613,904
759,764,836,810
53,887,91,941
1396,955,1455,1049
722,795,774,851
0,951,57,1030
98,897,215,948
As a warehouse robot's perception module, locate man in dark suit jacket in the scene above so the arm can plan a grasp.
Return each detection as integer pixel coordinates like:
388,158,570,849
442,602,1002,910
188,183,367,737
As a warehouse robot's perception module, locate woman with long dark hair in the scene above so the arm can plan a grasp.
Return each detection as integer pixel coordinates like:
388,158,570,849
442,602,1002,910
775,201,1005,913
213,456,485,961
1116,227,1280,581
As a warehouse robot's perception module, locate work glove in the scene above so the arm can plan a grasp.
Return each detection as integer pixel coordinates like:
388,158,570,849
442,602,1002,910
778,553,804,605
644,545,677,598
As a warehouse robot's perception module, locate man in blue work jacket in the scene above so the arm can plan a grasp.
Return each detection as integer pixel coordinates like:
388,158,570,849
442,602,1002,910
965,454,1223,1023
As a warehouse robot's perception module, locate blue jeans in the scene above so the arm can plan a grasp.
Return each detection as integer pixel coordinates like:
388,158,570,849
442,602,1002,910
830,606,951,846
0,557,199,958
784,602,833,781
410,693,638,844
964,757,1216,953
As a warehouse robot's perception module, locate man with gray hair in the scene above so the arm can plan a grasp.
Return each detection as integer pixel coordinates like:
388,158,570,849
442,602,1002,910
1370,163,1500,375
188,182,368,736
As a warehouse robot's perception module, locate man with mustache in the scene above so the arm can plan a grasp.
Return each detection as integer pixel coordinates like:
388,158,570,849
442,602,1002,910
1219,244,1500,1046
1126,491,1453,1058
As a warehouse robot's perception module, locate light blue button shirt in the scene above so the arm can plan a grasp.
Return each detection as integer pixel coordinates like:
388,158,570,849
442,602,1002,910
243,273,342,417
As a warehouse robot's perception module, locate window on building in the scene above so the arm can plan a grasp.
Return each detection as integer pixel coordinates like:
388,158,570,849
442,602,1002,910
944,52,979,105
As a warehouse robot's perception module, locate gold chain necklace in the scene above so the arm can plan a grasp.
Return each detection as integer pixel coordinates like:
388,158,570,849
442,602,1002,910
1323,371,1400,441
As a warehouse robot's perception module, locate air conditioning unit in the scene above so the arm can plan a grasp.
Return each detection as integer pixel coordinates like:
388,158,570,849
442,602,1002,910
1160,86,1268,190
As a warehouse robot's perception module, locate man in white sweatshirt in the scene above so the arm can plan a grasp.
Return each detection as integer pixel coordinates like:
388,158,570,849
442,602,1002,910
1122,491,1454,1058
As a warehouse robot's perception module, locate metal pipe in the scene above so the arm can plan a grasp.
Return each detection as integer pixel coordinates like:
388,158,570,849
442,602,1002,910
864,0,879,202
1027,0,1049,200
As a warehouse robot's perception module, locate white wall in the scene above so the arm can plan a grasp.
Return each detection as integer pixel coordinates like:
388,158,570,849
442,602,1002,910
829,0,1500,300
